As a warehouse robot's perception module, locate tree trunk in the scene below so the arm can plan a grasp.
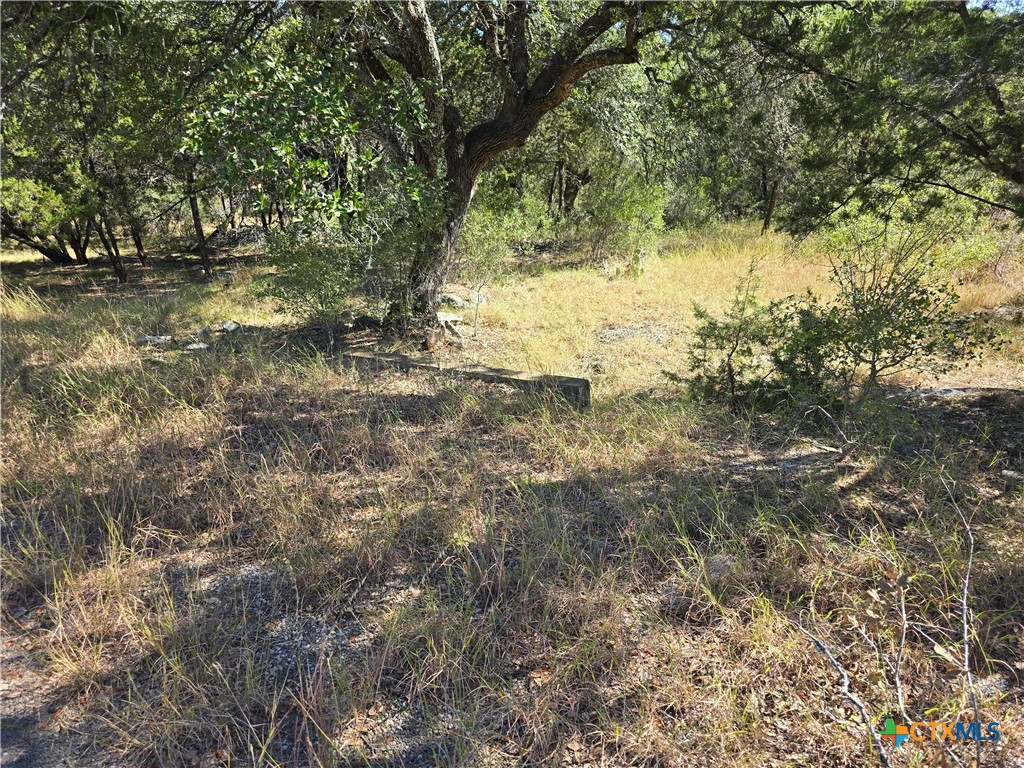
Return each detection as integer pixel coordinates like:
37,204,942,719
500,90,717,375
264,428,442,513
761,178,781,235
54,234,73,262
102,212,122,261
562,164,590,214
547,162,559,213
385,0,644,324
187,169,212,277
0,211,75,265
129,219,147,265
407,169,476,321
92,214,128,283
65,218,92,264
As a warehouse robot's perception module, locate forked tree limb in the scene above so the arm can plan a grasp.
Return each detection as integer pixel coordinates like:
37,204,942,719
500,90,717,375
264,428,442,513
798,624,892,768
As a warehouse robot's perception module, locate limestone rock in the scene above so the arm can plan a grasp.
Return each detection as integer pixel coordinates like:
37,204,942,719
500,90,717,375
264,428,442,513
441,292,469,309
436,311,463,326
136,335,172,347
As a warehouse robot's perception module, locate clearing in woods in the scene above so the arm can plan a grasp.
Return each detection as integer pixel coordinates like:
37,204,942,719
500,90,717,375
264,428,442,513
2,226,1023,767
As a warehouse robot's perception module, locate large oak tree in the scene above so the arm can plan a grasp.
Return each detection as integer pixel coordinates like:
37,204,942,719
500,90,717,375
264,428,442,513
332,0,680,317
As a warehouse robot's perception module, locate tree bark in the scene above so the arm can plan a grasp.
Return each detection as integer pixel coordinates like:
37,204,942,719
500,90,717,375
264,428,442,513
0,211,74,265
187,169,212,277
64,218,92,264
547,161,559,213
408,174,474,319
368,0,643,322
562,163,590,214
761,178,781,235
92,213,128,283
101,212,122,261
129,219,147,265
54,233,72,261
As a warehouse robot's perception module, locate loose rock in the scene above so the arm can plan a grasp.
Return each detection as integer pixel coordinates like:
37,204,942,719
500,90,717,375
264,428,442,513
136,335,172,347
441,292,469,309
1001,469,1024,487
436,311,463,326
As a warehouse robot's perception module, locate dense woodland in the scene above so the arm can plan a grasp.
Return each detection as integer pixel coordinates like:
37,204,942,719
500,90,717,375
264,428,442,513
3,0,1022,319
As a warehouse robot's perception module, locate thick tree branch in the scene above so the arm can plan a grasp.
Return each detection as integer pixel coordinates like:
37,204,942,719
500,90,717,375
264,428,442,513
464,2,642,175
528,1,621,104
504,1,530,95
476,2,519,100
398,0,448,143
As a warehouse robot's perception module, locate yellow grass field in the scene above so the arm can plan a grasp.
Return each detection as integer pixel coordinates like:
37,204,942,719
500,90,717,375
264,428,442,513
2,226,1022,767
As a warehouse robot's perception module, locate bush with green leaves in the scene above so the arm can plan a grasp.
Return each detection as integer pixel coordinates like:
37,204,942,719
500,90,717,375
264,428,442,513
686,219,999,407
453,204,522,329
575,168,668,270
262,227,362,326
817,219,993,387
685,267,841,404
262,175,441,331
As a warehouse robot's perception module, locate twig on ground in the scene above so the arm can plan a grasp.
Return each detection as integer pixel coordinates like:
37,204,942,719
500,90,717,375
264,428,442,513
803,404,853,446
893,580,910,725
797,623,891,768
941,475,982,768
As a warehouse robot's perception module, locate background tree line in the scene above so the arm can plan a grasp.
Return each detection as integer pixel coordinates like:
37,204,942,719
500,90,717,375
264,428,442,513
3,0,1021,325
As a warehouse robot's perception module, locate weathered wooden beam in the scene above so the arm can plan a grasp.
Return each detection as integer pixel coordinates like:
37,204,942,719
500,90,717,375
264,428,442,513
342,350,591,409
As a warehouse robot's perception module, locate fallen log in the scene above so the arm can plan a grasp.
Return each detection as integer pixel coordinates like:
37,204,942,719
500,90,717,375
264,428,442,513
342,350,591,409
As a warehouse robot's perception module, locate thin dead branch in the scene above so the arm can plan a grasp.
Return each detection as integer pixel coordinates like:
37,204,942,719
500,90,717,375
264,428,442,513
798,624,892,768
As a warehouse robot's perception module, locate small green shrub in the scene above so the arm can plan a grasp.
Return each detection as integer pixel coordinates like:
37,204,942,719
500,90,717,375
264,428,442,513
818,219,992,386
262,227,361,325
686,219,999,408
261,166,443,330
456,205,521,287
576,170,668,269
685,276,841,404
685,264,780,401
455,205,519,331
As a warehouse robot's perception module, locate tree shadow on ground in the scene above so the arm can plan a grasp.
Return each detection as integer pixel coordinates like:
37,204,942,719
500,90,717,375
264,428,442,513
4,334,1022,765
2,239,255,300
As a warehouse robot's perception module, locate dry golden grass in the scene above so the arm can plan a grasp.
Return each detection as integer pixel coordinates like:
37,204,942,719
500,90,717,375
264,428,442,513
466,222,1022,396
467,224,825,397
2,226,1022,767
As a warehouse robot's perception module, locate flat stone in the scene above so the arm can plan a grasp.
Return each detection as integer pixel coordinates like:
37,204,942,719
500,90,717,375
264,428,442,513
185,342,210,351
136,335,172,346
436,311,464,325
441,293,469,309
221,320,241,333
1001,469,1024,486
